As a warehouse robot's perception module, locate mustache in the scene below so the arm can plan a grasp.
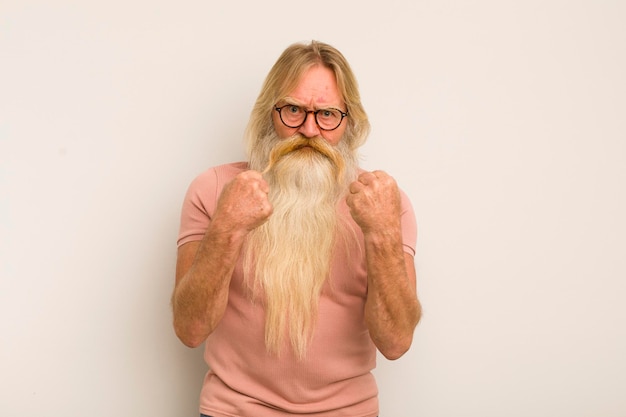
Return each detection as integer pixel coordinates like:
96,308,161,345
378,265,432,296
262,135,345,180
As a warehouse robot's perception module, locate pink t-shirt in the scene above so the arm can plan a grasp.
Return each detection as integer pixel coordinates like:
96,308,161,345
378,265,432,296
178,162,417,417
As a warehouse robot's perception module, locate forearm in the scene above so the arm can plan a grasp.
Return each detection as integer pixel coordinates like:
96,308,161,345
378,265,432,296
172,222,247,348
364,229,421,360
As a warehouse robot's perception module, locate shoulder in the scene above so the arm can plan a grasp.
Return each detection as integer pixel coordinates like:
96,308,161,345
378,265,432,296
191,161,248,186
183,161,248,212
187,161,248,194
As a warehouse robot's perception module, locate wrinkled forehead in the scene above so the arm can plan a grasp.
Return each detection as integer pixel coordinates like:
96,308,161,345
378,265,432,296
278,65,344,108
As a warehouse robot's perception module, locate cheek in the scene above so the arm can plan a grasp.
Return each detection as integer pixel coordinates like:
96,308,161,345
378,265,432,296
322,125,347,146
272,112,293,139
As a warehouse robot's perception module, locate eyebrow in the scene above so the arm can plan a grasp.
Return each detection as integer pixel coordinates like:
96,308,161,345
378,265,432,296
280,97,345,111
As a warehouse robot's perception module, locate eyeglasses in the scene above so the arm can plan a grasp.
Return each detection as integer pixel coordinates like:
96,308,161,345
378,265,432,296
275,104,348,131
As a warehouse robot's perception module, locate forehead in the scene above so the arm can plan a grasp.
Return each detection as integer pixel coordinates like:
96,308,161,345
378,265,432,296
286,65,343,107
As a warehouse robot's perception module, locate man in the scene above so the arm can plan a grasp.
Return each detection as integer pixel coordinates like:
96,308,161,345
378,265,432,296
172,40,421,417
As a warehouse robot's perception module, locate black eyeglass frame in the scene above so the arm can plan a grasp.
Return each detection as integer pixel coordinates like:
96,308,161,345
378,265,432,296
274,105,348,131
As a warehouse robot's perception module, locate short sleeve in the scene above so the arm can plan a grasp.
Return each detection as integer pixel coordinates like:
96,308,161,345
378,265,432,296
399,189,417,256
177,168,219,247
176,162,248,247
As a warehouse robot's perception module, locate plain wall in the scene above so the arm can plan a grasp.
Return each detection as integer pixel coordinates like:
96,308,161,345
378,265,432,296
1,1,625,416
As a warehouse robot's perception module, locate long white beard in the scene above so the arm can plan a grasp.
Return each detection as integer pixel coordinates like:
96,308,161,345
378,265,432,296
244,133,358,359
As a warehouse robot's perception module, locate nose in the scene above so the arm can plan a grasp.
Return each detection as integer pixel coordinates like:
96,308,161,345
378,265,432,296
298,112,321,138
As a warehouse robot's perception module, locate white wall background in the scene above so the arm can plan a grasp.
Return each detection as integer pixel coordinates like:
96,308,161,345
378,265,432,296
1,1,625,416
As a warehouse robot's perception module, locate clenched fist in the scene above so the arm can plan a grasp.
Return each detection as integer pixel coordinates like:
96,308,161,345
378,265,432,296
213,170,273,234
346,170,402,234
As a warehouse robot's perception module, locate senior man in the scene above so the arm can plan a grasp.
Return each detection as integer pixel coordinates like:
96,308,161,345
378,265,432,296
172,40,421,417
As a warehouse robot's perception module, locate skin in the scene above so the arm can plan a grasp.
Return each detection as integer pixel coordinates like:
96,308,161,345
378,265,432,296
172,65,421,359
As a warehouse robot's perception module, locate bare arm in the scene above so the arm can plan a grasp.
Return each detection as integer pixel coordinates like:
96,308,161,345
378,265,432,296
172,170,272,348
346,171,421,360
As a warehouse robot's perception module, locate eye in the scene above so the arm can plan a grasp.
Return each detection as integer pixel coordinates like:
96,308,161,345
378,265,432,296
287,105,301,114
318,109,339,119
